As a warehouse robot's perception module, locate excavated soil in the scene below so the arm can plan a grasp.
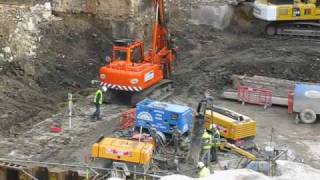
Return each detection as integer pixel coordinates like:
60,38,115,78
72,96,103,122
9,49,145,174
0,15,113,136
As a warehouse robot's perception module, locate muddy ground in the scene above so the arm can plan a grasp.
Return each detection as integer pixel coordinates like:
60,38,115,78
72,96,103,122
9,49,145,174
0,1,320,175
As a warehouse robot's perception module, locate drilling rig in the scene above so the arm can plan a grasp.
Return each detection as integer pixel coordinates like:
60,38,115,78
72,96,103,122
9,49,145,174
99,0,176,105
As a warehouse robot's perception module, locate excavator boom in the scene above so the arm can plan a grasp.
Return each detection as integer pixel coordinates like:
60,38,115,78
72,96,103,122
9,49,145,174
152,0,168,54
220,142,257,161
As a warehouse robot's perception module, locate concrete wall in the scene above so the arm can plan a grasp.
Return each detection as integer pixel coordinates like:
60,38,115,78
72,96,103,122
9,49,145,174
178,0,235,30
97,0,154,40
180,0,254,31
52,0,93,13
189,4,234,30
52,0,154,41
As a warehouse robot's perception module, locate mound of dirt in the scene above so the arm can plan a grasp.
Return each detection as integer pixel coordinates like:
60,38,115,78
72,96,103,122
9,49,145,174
0,14,113,136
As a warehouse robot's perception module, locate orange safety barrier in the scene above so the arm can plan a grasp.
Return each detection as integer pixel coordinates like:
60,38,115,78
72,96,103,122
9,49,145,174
118,108,136,130
288,90,294,114
237,86,272,108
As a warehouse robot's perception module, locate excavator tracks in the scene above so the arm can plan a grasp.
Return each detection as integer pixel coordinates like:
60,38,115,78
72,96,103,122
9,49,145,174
266,21,320,37
131,79,174,106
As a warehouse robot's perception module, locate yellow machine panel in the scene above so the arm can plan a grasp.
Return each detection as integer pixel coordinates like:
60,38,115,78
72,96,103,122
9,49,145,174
91,137,154,165
254,0,320,21
205,107,256,140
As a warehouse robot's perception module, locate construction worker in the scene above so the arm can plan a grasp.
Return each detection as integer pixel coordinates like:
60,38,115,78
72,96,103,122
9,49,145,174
91,86,107,121
197,162,210,178
171,126,181,154
201,129,212,166
209,124,221,162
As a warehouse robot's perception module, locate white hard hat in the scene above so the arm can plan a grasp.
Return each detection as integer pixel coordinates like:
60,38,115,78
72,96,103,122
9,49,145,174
207,124,217,131
197,162,205,168
102,86,108,92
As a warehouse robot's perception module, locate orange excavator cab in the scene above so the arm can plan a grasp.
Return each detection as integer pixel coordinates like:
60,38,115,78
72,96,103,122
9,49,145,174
111,39,144,64
99,0,175,105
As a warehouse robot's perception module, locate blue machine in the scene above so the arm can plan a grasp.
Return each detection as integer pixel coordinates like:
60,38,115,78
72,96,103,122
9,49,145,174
135,99,192,134
294,84,320,114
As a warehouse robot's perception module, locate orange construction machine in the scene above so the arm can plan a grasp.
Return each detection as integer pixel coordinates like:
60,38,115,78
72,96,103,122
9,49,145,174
99,0,176,105
91,137,154,178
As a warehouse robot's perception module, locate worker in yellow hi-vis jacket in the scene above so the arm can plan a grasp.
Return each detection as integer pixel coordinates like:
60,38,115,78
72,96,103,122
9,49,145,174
200,129,212,166
91,86,107,121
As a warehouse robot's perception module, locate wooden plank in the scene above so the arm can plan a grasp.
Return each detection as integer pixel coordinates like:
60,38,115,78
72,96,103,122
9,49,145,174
230,75,294,98
231,75,295,88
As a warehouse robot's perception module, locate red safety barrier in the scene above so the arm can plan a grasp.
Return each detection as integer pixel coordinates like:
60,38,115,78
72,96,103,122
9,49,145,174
237,86,272,108
288,90,294,114
117,108,136,130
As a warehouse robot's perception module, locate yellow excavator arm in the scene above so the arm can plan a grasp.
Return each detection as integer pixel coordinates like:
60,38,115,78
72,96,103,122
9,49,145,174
219,142,257,161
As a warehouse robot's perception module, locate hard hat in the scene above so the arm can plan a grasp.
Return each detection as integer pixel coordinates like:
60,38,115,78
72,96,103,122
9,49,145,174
105,56,111,64
207,124,217,130
102,86,108,92
197,162,205,168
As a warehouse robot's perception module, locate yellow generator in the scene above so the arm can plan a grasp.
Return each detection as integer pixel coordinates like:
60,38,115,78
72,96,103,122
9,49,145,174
91,137,154,177
205,106,256,140
254,0,320,36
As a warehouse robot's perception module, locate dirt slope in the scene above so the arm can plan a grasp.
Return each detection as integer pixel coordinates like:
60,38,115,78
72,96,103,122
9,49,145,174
0,15,113,136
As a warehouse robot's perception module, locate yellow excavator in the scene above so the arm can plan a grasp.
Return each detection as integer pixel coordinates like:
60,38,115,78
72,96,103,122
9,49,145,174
253,0,320,36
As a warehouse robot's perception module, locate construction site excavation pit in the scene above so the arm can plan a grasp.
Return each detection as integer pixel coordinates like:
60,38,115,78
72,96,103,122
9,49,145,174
0,0,320,179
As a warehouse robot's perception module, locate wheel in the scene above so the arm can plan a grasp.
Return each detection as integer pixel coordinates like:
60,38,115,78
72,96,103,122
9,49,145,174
265,25,276,36
156,131,167,144
300,109,317,124
154,131,167,154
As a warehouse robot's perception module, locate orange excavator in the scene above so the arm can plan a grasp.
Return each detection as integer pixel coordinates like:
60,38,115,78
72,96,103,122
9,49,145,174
99,0,176,105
